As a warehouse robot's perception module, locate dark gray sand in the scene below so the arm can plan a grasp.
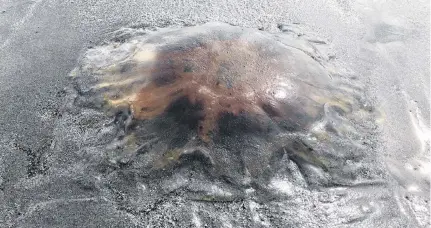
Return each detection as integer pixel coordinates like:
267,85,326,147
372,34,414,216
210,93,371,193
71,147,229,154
0,1,429,227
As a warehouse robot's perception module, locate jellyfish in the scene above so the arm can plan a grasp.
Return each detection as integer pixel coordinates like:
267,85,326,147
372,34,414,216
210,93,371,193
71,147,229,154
63,23,379,204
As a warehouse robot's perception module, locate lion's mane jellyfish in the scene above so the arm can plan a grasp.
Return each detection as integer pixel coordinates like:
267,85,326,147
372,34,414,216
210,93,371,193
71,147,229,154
64,23,380,203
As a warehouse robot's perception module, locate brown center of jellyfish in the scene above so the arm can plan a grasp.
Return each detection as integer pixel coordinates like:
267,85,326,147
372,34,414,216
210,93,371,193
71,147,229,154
131,40,287,142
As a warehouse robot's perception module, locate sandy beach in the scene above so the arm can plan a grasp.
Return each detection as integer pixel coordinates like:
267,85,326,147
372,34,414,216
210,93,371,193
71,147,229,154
0,0,429,227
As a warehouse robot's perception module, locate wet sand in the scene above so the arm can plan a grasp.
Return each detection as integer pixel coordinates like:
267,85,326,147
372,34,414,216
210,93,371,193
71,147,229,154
0,0,429,227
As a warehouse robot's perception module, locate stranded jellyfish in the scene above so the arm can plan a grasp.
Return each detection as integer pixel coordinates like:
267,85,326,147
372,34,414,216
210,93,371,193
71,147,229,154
63,23,379,200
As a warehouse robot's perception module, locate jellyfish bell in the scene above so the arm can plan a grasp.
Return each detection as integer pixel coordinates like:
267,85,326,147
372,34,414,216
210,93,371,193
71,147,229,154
97,24,333,140
66,23,377,199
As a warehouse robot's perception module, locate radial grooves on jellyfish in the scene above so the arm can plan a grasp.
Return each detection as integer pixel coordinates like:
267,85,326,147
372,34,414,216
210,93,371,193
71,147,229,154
86,27,333,143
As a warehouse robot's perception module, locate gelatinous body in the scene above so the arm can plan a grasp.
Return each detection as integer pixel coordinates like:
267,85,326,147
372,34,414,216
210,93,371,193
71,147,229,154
69,23,376,194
